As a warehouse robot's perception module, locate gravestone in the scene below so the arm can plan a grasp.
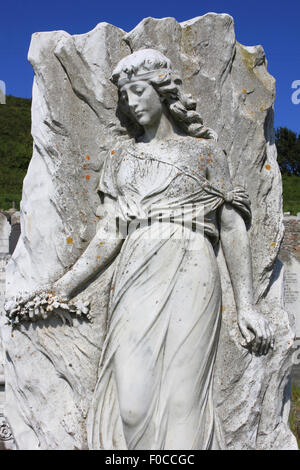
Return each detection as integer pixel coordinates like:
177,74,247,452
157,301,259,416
0,213,15,449
281,214,300,338
1,14,297,449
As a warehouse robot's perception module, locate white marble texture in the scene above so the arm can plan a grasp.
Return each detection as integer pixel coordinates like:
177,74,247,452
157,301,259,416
1,15,297,450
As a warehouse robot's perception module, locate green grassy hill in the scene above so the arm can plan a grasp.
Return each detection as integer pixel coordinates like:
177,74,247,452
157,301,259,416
0,95,32,209
282,175,300,215
0,96,299,214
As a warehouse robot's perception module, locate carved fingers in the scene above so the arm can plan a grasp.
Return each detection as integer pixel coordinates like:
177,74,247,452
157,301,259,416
238,306,274,355
202,127,218,141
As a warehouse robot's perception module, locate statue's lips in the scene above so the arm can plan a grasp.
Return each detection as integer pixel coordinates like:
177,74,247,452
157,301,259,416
135,110,145,118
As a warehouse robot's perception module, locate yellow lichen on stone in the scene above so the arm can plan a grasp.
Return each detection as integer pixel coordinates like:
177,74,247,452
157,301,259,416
238,43,256,71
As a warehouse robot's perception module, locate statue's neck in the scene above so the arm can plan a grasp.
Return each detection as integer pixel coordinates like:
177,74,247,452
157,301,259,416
140,108,179,144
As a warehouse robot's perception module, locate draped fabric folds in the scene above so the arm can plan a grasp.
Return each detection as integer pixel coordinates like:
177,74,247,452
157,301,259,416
87,138,251,450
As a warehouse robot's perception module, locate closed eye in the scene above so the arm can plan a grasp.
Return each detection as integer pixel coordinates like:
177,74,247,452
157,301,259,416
134,88,144,96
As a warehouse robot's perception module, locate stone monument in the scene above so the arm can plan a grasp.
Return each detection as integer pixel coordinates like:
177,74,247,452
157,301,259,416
1,14,297,450
281,214,300,339
0,81,5,105
0,212,16,449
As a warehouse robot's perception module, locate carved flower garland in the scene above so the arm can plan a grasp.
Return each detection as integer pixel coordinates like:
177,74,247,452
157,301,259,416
4,289,91,327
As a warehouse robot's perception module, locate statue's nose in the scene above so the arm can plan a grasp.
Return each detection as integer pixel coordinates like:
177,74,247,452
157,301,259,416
127,93,139,110
128,102,138,112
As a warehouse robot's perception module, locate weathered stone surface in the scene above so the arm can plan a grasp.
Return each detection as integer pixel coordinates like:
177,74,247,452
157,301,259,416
0,213,15,450
0,214,10,256
2,14,297,449
0,81,5,105
3,23,129,450
280,215,300,338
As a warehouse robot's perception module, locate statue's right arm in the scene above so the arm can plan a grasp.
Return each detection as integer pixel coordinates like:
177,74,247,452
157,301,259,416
53,196,123,300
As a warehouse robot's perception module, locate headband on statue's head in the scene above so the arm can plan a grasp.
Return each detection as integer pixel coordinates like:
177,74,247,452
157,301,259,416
111,68,172,89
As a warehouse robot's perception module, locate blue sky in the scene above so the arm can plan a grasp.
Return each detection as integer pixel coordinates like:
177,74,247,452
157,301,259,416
1,0,299,132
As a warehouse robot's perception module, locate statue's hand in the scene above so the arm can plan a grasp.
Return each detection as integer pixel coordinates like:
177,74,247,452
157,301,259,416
237,305,274,355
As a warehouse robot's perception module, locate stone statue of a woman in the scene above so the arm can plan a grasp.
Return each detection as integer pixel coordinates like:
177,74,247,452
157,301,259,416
6,49,274,450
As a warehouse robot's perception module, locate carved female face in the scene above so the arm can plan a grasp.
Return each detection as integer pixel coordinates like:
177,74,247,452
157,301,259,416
119,81,163,127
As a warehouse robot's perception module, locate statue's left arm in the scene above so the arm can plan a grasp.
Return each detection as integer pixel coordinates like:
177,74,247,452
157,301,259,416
53,195,123,299
4,196,123,325
206,143,274,355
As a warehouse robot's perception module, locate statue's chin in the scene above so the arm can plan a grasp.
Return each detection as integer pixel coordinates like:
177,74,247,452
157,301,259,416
134,112,161,128
135,115,149,126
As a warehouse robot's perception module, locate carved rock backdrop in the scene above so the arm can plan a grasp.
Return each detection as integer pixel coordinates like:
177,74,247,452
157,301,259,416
2,14,297,449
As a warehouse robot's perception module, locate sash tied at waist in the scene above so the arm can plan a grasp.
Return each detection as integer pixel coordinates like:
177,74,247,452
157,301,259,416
114,185,251,242
116,202,206,239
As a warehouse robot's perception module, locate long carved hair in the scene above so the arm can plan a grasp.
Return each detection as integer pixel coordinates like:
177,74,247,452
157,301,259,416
111,49,217,140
